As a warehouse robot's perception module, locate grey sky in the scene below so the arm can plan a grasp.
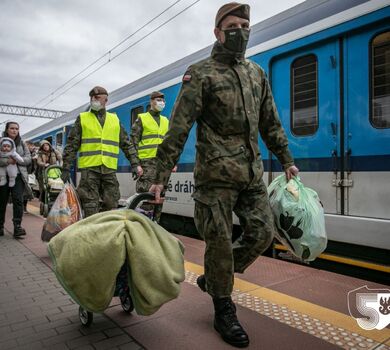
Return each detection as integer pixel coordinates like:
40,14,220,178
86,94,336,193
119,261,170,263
0,0,304,135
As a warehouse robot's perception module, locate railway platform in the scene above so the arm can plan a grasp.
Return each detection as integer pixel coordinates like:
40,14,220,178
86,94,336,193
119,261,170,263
0,200,389,350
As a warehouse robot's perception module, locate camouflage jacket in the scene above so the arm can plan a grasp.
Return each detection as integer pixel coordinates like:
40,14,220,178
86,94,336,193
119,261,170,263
155,41,294,189
62,109,139,173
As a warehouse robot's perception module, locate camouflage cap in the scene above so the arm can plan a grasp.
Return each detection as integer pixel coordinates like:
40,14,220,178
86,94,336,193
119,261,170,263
215,2,250,28
150,91,165,100
89,86,108,97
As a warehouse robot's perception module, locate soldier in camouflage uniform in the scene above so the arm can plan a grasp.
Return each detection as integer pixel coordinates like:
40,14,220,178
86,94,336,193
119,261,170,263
61,86,139,217
130,91,174,221
150,3,299,347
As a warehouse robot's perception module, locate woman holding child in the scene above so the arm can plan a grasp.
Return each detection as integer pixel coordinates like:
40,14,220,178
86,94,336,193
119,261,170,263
0,122,31,238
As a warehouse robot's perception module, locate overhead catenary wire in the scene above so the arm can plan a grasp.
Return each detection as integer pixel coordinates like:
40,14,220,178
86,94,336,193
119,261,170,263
33,0,185,108
41,0,200,108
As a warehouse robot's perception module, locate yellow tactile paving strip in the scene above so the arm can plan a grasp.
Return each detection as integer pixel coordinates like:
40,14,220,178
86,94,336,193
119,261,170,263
274,244,390,273
184,262,390,350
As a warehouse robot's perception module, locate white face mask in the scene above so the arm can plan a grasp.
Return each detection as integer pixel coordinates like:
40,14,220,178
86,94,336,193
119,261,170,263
91,100,103,111
155,101,165,112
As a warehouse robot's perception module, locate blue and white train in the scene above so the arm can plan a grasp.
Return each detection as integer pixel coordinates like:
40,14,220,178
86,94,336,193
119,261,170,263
24,0,390,269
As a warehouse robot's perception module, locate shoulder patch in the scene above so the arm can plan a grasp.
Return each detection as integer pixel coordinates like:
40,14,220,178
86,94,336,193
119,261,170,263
182,69,192,83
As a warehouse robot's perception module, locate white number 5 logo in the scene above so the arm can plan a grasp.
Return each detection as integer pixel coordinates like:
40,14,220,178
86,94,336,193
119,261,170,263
348,286,390,330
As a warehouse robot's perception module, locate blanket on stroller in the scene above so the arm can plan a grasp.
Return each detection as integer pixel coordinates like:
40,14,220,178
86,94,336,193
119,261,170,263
48,209,185,315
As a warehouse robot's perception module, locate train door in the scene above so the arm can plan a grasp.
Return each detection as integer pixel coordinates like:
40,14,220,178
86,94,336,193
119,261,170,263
270,39,342,215
344,26,390,220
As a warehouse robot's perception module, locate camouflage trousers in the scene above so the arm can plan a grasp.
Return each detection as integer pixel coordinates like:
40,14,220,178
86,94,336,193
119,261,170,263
193,180,274,298
77,170,120,217
136,159,157,193
136,160,162,222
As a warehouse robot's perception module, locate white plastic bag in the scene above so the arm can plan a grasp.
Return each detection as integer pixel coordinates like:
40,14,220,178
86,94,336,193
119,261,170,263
41,182,83,242
28,173,37,186
268,175,327,261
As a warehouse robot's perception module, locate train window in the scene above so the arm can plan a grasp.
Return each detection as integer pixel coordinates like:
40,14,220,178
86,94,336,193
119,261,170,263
56,132,63,146
131,106,144,126
291,54,318,136
56,132,63,152
371,31,390,128
45,136,53,144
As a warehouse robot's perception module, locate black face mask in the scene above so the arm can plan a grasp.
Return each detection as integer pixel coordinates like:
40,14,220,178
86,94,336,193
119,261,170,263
222,28,250,53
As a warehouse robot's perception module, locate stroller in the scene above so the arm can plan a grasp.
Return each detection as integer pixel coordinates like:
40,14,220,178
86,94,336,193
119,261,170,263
40,164,64,218
78,192,158,327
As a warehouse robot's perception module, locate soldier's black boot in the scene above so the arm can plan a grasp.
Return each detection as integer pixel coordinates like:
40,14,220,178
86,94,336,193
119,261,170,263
13,224,26,238
213,297,249,348
196,275,206,292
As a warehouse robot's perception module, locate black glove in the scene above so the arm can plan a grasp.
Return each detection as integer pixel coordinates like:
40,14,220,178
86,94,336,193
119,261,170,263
61,169,70,183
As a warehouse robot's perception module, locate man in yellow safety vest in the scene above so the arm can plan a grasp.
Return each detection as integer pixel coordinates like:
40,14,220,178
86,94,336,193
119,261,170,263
130,91,175,220
61,86,140,217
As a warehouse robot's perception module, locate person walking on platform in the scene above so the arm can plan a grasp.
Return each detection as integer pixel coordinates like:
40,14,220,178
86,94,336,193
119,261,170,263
149,3,299,347
0,122,32,238
130,91,175,221
61,86,139,217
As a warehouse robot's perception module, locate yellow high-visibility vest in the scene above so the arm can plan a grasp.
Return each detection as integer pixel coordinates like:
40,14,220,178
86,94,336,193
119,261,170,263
138,112,169,159
78,111,120,169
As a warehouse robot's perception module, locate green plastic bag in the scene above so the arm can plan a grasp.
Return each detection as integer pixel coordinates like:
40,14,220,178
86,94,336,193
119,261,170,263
268,175,327,261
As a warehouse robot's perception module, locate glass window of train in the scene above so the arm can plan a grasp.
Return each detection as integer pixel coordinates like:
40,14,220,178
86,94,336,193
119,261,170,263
56,132,63,146
55,132,63,153
291,54,318,136
131,106,144,126
45,136,53,145
371,31,390,129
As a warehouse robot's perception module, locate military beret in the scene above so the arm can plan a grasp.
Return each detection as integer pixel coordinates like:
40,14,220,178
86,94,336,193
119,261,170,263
89,86,108,97
215,2,250,28
150,91,165,100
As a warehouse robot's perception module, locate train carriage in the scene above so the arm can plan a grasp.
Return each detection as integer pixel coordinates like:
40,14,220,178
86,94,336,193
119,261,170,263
24,0,390,270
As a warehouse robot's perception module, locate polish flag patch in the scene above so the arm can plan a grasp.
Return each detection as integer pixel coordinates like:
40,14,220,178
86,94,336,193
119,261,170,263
182,69,192,82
